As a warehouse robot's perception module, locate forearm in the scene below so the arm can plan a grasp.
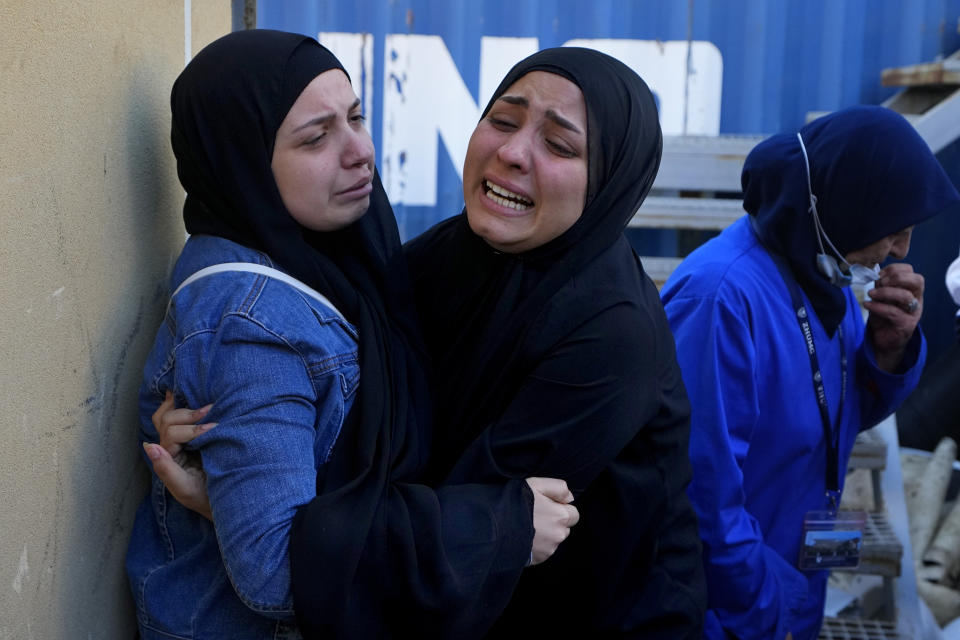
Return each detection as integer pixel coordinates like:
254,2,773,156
183,317,341,615
207,453,315,615
868,322,919,374
873,343,906,373
858,328,926,427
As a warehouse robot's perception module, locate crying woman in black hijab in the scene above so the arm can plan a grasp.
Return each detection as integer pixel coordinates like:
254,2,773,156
404,47,706,636
129,30,580,640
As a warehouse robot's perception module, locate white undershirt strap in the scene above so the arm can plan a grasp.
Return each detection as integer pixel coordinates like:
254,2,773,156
170,262,347,324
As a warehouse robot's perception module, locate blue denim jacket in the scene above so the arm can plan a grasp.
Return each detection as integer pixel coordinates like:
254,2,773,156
126,235,359,640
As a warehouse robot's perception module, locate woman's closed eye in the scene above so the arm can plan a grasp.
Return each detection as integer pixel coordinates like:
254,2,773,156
297,126,328,146
546,138,577,158
304,132,326,146
487,116,517,131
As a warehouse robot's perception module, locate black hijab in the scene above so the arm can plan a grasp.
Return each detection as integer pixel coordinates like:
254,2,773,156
174,30,530,638
743,105,960,333
173,30,418,336
405,47,662,478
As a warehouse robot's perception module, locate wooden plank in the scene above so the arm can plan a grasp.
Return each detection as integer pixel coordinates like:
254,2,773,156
881,60,960,87
652,135,763,192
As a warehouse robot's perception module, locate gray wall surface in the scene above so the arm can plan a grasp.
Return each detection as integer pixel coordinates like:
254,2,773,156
0,2,230,637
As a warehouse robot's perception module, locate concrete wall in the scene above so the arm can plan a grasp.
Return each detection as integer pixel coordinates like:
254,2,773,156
0,2,231,637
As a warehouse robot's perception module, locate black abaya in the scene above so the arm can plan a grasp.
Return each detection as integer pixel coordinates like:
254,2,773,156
405,48,707,636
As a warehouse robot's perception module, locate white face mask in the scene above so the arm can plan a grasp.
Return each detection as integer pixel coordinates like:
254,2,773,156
816,254,880,287
846,262,882,285
797,132,880,289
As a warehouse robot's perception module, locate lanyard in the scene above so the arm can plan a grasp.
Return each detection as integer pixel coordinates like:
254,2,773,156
770,257,847,511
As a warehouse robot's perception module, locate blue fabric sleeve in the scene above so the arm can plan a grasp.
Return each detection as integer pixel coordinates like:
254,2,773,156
856,323,926,429
668,295,807,640
178,313,345,617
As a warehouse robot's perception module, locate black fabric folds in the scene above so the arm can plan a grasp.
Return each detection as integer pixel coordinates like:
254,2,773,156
742,105,960,334
406,48,706,635
172,30,533,638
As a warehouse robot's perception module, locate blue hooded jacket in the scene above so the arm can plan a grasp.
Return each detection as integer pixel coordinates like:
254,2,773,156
662,106,960,640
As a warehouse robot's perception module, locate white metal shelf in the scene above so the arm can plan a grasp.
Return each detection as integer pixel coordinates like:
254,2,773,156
819,617,901,640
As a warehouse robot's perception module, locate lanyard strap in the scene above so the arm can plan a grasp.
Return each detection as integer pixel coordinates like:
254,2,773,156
769,256,847,510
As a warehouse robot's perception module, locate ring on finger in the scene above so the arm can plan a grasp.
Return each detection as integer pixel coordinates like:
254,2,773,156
906,298,919,313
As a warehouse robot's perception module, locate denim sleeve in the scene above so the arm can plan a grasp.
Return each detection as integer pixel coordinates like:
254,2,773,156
177,312,347,618
667,296,808,640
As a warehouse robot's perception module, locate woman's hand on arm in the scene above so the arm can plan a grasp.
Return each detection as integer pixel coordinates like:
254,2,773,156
525,477,579,565
152,389,216,457
144,390,217,520
144,441,213,521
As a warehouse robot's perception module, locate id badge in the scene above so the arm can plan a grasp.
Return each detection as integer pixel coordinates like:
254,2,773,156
798,510,867,570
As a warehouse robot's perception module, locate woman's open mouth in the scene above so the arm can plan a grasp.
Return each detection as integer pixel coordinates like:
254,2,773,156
484,179,533,211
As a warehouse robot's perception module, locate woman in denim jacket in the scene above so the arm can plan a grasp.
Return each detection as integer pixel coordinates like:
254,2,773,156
126,30,577,640
151,42,706,638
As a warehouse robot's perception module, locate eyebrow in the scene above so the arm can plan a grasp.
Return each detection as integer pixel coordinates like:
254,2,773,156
497,95,583,135
292,98,362,133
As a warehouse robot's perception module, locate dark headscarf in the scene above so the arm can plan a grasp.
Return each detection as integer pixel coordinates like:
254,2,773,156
174,30,532,638
405,47,662,479
173,30,416,334
743,105,960,333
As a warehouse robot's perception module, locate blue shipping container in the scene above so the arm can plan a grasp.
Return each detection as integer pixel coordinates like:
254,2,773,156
259,0,960,360
260,0,960,236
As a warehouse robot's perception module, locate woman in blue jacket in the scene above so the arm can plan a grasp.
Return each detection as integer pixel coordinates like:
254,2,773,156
661,106,960,639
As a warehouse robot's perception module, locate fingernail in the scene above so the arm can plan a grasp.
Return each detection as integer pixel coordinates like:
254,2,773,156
143,443,160,460
199,422,218,431
199,404,214,413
